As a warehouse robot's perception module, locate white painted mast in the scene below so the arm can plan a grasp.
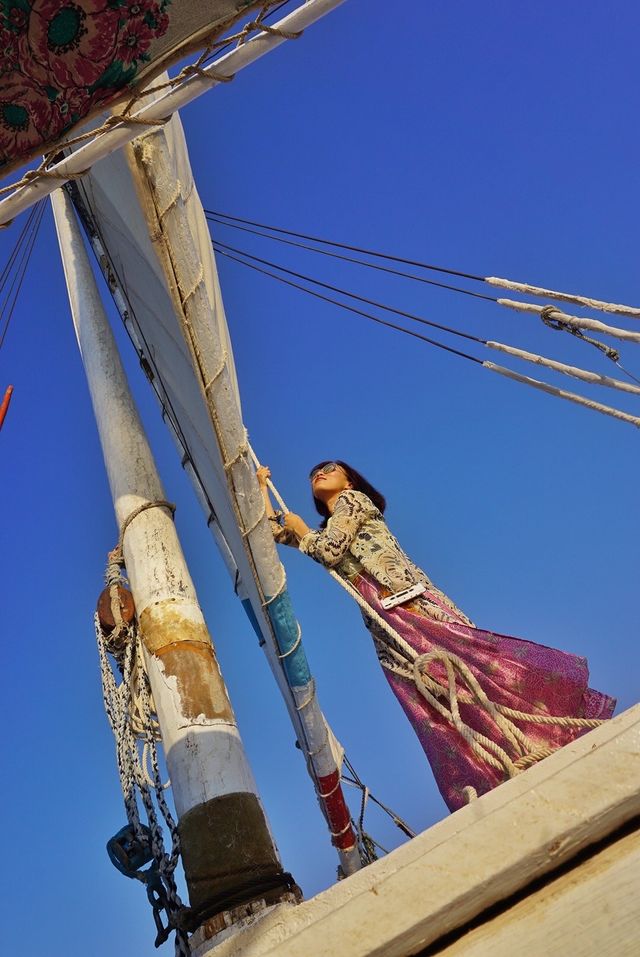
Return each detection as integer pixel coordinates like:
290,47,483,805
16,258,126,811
51,186,297,934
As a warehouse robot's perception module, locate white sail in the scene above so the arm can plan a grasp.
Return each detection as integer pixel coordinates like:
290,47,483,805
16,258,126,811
71,99,359,872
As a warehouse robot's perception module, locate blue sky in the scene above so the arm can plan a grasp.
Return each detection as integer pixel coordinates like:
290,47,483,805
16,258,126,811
1,2,638,953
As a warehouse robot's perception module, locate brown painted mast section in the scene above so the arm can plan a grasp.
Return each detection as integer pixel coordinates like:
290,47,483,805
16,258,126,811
51,187,298,931
0,386,13,430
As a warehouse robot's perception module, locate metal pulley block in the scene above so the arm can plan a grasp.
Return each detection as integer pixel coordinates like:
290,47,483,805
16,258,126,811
107,826,177,947
107,823,154,879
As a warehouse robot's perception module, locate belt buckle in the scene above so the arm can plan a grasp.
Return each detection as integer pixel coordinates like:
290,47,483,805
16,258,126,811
380,582,426,610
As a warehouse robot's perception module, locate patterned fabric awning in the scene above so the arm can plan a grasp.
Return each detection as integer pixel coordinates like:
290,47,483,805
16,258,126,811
0,0,262,174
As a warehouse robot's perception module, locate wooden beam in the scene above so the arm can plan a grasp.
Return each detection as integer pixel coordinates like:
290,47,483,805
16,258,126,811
191,703,640,957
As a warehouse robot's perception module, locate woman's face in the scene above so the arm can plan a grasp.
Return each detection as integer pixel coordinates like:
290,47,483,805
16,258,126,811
310,462,352,501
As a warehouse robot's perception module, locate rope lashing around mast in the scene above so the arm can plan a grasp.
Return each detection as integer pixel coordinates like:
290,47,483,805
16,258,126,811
97,501,189,957
258,462,607,794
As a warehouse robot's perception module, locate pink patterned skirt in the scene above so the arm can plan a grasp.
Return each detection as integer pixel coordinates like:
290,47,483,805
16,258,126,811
352,573,616,811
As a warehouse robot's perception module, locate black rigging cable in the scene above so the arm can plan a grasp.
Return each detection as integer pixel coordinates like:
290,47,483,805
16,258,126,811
210,236,486,347
205,213,497,303
211,242,483,365
0,202,39,292
208,226,640,387
66,184,223,531
0,201,46,352
206,214,498,302
204,208,486,283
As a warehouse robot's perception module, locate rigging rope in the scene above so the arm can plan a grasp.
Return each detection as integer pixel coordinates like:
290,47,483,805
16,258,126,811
0,201,46,351
0,203,39,290
206,213,497,303
212,243,484,364
211,236,640,394
211,238,486,345
214,243,640,428
0,2,298,214
206,210,640,319
497,300,640,345
259,461,608,796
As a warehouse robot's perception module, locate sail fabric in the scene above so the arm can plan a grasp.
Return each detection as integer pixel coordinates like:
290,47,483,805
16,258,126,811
70,103,357,863
72,107,266,595
0,0,268,175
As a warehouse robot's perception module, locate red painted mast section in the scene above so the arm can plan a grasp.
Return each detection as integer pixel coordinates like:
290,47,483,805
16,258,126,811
0,386,13,430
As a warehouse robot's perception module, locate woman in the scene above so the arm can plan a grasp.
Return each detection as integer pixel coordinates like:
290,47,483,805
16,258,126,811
257,460,616,811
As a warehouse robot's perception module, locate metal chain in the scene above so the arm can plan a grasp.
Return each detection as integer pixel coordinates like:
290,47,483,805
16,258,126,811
96,613,190,956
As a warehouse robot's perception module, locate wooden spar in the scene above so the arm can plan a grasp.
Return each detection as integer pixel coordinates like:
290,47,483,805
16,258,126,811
0,385,13,430
0,0,347,228
51,187,298,927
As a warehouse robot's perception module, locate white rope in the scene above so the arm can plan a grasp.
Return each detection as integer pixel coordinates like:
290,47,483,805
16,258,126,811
485,341,640,396
483,362,640,428
337,572,604,774
487,278,640,319
497,300,640,345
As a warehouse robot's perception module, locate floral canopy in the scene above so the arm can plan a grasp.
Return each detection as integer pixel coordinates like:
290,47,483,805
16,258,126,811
0,0,262,175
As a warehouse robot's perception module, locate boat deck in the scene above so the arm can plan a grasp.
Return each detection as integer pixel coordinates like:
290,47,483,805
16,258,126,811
192,703,640,956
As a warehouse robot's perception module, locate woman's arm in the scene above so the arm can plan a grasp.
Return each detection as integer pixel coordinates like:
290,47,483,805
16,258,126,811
257,466,278,520
299,490,376,567
257,466,309,547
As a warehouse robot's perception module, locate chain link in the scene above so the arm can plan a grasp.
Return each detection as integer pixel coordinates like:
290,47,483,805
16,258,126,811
96,610,190,956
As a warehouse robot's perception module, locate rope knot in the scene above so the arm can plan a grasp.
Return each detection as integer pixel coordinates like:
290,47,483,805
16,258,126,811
540,304,620,362
540,304,565,330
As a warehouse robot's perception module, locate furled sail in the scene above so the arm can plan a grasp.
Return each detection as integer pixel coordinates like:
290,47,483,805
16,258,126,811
70,97,361,873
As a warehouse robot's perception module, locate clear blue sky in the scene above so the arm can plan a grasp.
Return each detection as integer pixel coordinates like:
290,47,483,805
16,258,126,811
1,2,638,953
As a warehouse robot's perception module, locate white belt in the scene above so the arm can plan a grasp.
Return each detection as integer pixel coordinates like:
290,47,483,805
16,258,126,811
380,582,426,610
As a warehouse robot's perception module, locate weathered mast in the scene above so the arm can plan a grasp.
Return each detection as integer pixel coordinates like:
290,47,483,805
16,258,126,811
52,186,297,934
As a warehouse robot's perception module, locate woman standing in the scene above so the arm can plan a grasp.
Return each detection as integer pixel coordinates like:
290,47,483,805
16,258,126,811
257,460,616,811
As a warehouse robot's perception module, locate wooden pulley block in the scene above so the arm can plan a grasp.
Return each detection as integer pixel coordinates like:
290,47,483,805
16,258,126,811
97,584,136,635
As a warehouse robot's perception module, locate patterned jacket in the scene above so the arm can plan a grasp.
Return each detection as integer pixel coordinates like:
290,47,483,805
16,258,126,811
274,489,473,626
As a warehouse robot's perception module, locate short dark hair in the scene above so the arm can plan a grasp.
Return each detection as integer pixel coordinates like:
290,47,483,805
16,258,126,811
309,460,386,528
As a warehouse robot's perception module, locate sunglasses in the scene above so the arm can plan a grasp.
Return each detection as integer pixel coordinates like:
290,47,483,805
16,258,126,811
309,462,343,481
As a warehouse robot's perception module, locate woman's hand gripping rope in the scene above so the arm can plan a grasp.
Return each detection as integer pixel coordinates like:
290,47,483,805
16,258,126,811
257,463,310,540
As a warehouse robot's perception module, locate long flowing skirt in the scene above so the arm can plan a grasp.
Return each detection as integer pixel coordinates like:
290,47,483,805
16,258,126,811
353,573,616,811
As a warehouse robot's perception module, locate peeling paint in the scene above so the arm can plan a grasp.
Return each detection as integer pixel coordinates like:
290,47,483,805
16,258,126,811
140,600,233,720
